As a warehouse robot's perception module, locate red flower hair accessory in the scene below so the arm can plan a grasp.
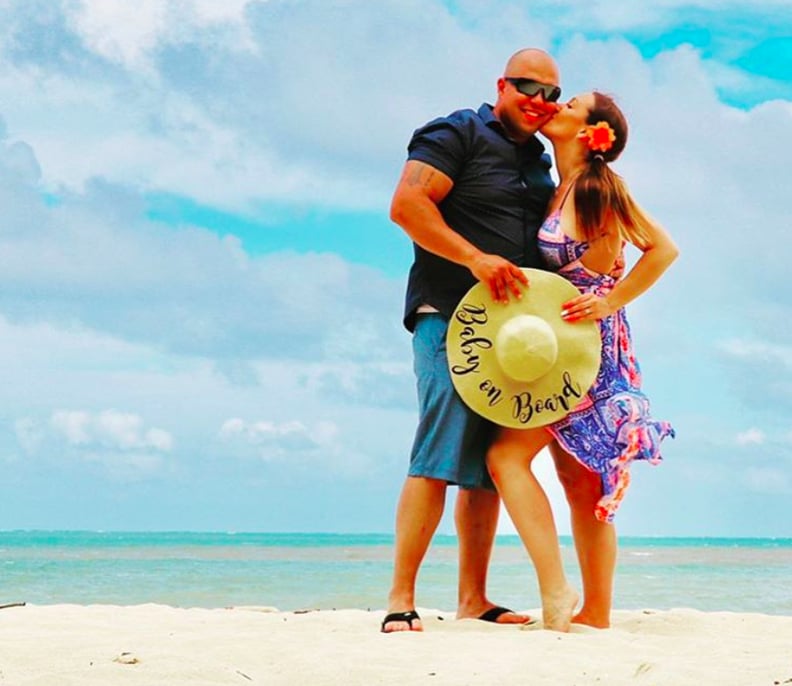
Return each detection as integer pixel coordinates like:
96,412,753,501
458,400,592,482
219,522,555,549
582,121,616,153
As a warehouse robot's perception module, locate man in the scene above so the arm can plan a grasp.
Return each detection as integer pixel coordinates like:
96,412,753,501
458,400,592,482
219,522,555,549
383,48,563,632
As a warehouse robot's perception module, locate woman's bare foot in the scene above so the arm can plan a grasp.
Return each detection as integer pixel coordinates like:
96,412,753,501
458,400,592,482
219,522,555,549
572,609,610,629
542,585,579,632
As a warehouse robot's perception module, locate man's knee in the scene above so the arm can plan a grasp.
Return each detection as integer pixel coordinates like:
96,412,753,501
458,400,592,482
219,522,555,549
457,485,499,509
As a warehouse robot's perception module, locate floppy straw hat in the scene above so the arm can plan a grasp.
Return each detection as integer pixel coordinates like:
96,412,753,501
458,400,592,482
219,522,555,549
447,268,601,429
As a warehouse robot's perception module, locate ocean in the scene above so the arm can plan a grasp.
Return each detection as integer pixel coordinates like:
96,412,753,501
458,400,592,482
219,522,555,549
2,532,791,615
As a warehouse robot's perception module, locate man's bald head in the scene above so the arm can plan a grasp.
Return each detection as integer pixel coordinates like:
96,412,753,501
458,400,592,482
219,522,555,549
503,48,559,85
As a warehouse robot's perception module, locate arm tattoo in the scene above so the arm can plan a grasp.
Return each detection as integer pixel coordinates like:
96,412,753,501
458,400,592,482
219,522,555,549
405,165,436,188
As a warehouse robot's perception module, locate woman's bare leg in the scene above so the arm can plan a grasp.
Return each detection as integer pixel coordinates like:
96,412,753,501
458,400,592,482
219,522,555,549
487,428,578,632
549,441,616,628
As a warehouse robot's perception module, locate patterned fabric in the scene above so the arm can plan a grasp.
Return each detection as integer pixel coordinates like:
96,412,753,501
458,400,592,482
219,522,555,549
537,211,675,522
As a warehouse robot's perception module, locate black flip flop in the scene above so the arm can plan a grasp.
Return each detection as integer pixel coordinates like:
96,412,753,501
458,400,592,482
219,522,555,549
478,606,537,625
381,609,421,632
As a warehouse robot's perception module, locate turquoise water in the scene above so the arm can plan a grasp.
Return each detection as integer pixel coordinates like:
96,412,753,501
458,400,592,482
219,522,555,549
2,532,791,614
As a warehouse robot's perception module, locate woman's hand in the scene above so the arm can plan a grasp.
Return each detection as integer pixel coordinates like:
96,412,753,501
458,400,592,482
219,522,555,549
560,293,613,322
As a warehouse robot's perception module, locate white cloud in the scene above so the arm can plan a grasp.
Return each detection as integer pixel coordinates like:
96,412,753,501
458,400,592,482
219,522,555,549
14,417,42,454
0,314,412,476
51,410,92,445
69,0,169,72
715,338,792,413
720,340,792,368
736,428,765,446
0,0,540,209
0,0,787,222
68,0,255,73
219,417,339,461
82,450,165,478
308,361,415,410
5,408,176,480
216,414,380,477
51,409,173,451
744,467,791,494
0,134,405,363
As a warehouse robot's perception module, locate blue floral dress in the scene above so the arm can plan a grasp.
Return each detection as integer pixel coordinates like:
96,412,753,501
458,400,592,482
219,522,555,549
538,210,675,522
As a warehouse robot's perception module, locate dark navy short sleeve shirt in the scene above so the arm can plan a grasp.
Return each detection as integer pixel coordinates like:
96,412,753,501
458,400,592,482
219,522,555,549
402,104,555,331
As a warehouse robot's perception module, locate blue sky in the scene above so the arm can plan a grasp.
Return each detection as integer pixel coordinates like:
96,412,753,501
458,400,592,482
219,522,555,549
1,0,791,536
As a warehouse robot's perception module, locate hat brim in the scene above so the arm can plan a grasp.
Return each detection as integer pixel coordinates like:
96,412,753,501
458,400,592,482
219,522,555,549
447,268,601,428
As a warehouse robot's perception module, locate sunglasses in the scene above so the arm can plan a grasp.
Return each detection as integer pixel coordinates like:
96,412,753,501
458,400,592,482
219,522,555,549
504,77,562,103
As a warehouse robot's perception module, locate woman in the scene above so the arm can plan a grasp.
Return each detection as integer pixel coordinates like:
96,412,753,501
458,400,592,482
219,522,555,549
486,92,678,631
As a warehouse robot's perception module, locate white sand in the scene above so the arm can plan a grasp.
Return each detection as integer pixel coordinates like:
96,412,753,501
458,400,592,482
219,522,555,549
1,604,790,685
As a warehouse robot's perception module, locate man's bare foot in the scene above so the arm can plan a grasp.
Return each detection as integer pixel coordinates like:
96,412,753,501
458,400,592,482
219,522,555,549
381,610,423,633
572,610,610,629
542,585,579,632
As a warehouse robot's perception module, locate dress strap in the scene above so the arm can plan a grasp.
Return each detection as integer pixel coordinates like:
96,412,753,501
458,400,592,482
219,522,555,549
558,179,576,208
549,177,579,217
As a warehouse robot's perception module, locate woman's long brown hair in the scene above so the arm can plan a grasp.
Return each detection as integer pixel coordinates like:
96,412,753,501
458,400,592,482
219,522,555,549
574,92,653,246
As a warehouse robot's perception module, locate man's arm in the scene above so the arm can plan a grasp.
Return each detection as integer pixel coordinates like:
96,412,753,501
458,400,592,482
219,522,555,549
390,160,527,303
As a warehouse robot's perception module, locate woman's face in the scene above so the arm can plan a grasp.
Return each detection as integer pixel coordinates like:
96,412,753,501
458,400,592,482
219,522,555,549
540,92,596,141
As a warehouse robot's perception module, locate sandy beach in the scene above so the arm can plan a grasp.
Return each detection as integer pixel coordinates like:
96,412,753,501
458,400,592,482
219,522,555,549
1,604,790,685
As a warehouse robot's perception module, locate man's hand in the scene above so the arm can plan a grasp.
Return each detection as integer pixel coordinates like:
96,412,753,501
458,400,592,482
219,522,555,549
468,254,528,303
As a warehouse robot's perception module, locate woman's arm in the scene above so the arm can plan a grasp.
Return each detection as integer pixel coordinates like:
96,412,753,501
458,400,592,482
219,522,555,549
561,211,679,321
604,216,679,311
